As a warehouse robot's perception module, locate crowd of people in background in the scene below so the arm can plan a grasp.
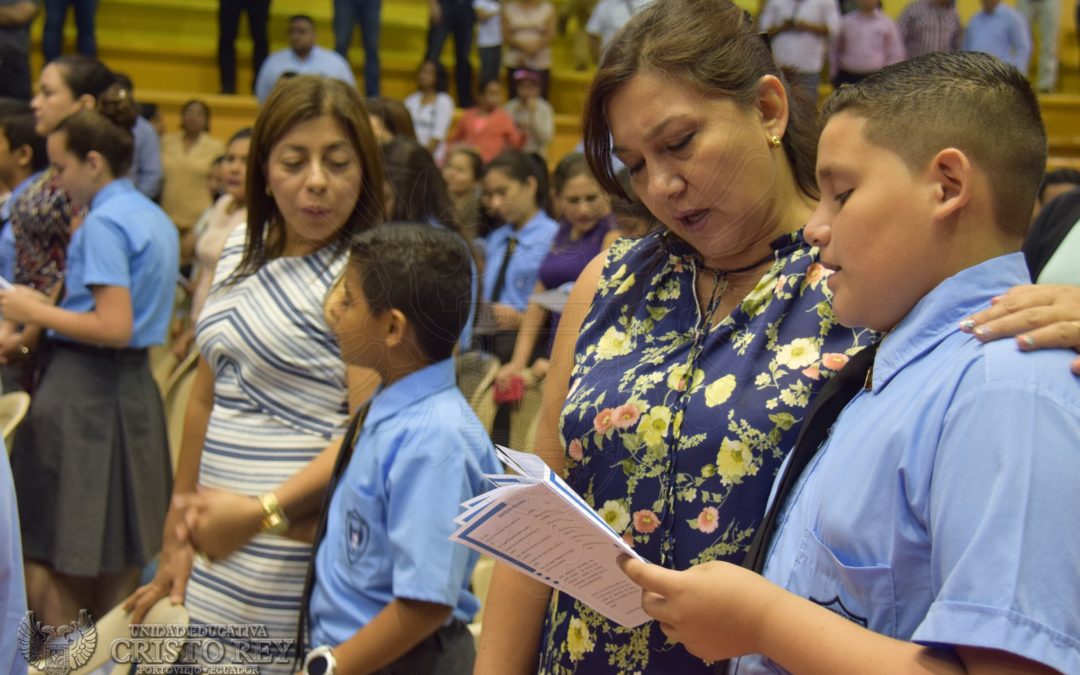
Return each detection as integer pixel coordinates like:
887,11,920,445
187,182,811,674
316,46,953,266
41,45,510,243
0,0,1078,673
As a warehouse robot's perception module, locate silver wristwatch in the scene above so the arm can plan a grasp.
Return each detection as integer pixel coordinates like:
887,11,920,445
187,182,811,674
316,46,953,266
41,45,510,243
303,645,337,675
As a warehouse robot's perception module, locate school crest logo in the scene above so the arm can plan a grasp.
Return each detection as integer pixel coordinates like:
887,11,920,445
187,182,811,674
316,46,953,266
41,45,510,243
346,508,370,563
18,610,98,675
809,595,869,628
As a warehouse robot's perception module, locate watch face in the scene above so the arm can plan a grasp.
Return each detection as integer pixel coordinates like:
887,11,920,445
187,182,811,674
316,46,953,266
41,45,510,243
308,655,329,675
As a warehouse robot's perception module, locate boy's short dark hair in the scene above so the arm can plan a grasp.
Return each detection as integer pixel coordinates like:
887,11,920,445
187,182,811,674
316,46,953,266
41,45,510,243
821,51,1047,238
289,14,315,26
0,111,48,173
348,224,472,362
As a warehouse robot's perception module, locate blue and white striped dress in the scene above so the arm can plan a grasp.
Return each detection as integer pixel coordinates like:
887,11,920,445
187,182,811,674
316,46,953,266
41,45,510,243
186,224,348,672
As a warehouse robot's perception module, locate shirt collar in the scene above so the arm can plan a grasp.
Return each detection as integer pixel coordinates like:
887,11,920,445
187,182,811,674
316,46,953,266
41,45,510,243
363,358,458,429
872,253,1029,390
90,179,134,210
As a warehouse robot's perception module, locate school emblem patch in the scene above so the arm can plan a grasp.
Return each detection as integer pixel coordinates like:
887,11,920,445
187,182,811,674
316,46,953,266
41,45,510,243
18,609,97,675
346,508,370,563
809,595,869,627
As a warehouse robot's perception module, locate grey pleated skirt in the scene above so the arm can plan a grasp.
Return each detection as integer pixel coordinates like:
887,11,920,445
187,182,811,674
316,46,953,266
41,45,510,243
11,340,172,577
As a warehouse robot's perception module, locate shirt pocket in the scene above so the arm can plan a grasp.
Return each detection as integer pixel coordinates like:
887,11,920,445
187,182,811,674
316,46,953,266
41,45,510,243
785,527,897,636
332,477,388,586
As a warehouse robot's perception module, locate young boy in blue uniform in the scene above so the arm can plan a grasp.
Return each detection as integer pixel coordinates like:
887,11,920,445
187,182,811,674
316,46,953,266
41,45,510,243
620,51,1080,673
301,224,501,674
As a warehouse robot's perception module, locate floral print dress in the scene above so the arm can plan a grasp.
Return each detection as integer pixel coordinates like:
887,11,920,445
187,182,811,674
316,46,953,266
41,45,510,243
537,229,875,673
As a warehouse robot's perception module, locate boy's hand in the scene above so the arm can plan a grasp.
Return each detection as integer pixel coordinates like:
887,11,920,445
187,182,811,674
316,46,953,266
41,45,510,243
176,488,263,560
618,556,779,662
960,284,1080,374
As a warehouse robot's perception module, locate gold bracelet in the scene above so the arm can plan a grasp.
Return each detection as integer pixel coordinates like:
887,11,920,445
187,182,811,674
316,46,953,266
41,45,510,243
257,492,290,535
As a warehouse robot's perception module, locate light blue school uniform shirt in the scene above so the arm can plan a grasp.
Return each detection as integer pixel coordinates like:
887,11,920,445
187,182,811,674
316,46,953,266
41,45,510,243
254,45,357,102
0,171,40,282
962,3,1031,72
308,358,502,648
57,179,179,348
732,254,1080,674
0,447,27,674
481,210,559,311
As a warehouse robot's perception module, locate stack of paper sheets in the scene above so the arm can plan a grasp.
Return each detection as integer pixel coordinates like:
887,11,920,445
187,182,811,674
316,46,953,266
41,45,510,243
451,446,650,628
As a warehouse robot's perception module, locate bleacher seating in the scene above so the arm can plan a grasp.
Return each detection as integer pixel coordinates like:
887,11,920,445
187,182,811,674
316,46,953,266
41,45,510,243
24,0,1080,166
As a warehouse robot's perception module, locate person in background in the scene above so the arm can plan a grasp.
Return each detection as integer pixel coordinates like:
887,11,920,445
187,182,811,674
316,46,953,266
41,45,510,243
476,149,557,366
0,431,26,672
0,0,38,101
427,0,476,108
475,0,502,86
585,0,651,63
495,152,616,391
0,105,45,394
141,101,164,136
758,0,840,97
1034,167,1080,216
505,68,554,160
448,79,523,163
404,60,456,162
502,0,556,98
830,0,905,86
160,99,225,265
113,72,162,200
172,128,251,360
334,0,380,96
443,146,485,242
963,0,1031,73
256,15,356,103
217,0,270,95
559,0,597,70
42,0,97,62
123,77,384,674
366,95,417,143
897,0,962,59
1,90,178,627
1017,0,1060,92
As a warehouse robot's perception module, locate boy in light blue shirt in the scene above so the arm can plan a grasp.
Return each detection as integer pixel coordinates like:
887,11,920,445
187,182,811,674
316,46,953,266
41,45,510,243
302,224,500,674
621,51,1080,674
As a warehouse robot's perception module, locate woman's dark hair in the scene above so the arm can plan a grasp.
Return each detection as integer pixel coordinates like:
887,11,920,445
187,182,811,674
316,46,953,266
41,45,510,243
382,136,461,235
54,83,138,177
52,55,117,102
348,223,473,362
228,127,253,146
418,59,449,93
582,0,819,201
551,152,595,195
181,99,212,132
446,147,483,184
484,149,551,213
238,76,386,279
365,96,417,140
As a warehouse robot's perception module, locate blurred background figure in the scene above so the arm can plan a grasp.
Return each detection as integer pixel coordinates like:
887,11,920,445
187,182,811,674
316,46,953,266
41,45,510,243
405,60,455,162
255,14,355,102
0,0,37,100
503,0,555,98
42,0,97,62
897,0,962,59
505,68,554,160
1017,0,1061,91
475,0,502,86
333,0,381,96
427,0,476,107
217,0,270,95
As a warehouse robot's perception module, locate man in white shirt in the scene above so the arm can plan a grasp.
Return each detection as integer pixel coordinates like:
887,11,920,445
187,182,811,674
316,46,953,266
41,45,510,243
585,0,653,63
758,0,840,99
254,15,356,103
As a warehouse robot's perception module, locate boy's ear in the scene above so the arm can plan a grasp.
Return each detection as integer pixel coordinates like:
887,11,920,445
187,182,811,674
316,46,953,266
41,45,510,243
927,148,972,223
384,308,408,349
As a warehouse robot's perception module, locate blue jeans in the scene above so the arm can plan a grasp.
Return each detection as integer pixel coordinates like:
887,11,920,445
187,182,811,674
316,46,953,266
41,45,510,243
334,0,381,96
427,0,475,107
43,0,98,62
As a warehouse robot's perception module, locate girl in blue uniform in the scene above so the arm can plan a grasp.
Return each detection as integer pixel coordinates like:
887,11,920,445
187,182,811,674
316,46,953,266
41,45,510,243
0,84,179,626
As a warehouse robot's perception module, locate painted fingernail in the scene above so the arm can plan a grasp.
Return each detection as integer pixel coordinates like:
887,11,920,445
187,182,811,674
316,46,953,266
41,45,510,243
1020,335,1035,348
959,320,975,331
974,326,991,337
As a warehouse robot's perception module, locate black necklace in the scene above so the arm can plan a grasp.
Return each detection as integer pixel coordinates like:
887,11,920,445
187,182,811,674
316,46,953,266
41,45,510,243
694,250,777,276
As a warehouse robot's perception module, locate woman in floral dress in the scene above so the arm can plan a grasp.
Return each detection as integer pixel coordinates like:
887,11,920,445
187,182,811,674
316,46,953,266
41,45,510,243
473,0,1080,672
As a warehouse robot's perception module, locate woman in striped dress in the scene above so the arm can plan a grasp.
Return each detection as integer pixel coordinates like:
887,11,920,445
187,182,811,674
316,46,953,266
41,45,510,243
124,76,385,672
